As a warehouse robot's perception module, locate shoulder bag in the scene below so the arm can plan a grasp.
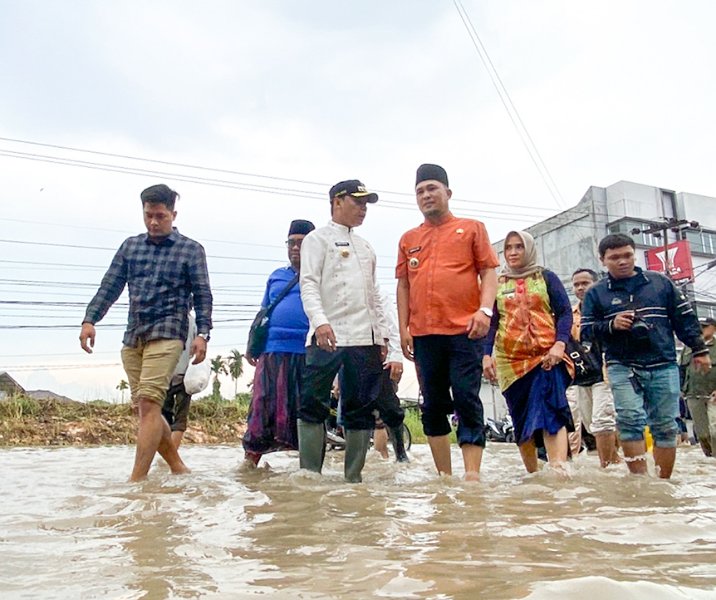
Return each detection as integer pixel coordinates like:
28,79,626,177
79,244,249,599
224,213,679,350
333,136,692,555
542,268,603,387
246,272,299,359
566,336,603,386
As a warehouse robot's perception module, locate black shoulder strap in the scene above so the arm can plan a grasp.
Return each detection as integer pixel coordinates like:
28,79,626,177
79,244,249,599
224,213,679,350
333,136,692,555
264,272,300,318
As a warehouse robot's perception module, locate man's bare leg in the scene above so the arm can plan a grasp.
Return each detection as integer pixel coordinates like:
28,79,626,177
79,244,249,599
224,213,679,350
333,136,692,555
621,440,648,475
130,398,189,482
461,443,483,481
566,387,582,456
544,427,568,467
157,428,190,475
170,430,184,450
518,438,539,473
595,431,621,467
428,434,452,476
373,428,389,459
652,446,676,479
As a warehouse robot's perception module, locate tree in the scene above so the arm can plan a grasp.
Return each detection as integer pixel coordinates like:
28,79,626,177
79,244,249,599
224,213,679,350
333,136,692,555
227,349,245,397
210,355,228,400
116,379,129,403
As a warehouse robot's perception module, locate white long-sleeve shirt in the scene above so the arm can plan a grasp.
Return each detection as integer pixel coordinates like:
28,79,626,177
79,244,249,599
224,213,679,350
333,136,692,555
300,220,388,347
380,289,402,364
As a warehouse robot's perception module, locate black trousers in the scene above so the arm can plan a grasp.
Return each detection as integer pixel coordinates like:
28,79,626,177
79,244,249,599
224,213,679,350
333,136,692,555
414,333,486,446
300,344,384,431
372,368,405,429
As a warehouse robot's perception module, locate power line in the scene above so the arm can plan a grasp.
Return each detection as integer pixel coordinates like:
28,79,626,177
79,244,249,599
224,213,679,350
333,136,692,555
0,135,562,214
452,0,565,209
0,146,553,223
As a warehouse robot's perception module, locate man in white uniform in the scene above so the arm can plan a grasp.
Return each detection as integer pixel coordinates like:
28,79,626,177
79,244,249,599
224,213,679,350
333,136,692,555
298,179,389,483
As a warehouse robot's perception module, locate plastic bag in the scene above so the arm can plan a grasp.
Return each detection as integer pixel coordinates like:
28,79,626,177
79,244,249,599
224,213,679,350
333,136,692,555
183,358,211,395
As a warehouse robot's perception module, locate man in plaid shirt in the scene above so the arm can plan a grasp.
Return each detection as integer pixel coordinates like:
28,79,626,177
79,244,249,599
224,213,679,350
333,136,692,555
80,183,212,482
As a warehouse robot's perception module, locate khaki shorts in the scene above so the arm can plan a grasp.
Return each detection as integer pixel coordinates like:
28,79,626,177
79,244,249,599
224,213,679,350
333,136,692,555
578,380,617,434
121,339,184,406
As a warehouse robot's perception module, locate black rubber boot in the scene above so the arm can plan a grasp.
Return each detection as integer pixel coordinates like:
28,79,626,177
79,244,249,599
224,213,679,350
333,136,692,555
298,419,325,473
344,429,371,483
389,425,410,463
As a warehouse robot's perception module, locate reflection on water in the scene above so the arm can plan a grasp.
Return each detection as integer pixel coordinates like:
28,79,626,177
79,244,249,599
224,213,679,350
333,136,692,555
1,444,715,599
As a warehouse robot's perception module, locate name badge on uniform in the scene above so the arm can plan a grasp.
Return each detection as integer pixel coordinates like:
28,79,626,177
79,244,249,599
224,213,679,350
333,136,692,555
335,241,350,258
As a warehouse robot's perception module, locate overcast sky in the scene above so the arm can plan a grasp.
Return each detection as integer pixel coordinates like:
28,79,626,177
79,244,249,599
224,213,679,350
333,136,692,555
2,0,716,401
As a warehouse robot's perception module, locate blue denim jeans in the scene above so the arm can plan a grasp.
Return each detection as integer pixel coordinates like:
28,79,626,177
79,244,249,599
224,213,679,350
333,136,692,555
607,363,680,448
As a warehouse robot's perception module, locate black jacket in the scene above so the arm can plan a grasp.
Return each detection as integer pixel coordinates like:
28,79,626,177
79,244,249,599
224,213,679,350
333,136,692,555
581,267,707,368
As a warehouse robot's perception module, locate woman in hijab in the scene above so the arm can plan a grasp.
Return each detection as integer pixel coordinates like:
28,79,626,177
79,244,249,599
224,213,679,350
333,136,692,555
483,231,574,473
243,219,315,467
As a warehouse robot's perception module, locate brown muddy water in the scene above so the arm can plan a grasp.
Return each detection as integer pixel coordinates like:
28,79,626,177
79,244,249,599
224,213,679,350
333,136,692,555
2,444,716,599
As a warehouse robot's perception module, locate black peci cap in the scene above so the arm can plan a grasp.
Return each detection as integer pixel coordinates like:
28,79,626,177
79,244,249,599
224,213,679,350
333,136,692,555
415,163,449,188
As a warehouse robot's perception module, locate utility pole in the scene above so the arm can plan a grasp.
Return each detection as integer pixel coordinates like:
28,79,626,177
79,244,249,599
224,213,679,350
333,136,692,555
631,218,700,279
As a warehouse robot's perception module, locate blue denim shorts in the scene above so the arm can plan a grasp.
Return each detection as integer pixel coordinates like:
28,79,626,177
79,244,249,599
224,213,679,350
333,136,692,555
607,363,680,448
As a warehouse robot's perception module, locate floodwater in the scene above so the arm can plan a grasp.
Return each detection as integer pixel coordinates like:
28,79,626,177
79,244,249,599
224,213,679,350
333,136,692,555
2,444,716,600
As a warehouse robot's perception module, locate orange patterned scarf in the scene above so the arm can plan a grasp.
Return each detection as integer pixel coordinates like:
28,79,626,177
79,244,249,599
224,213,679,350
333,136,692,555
494,271,572,391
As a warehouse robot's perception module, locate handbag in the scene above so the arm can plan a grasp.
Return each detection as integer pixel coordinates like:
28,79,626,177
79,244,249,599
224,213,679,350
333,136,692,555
566,336,603,387
541,268,603,387
246,273,299,359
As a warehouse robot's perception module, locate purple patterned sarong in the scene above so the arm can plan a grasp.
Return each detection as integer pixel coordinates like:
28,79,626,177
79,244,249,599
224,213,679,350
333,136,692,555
242,352,304,456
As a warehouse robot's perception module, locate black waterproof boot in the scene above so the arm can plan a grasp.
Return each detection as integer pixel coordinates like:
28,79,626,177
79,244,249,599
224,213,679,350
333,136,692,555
344,429,371,483
298,419,326,473
389,425,410,463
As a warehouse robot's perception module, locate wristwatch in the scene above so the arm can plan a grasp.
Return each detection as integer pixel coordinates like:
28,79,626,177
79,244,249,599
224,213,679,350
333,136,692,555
198,332,211,342
479,307,494,318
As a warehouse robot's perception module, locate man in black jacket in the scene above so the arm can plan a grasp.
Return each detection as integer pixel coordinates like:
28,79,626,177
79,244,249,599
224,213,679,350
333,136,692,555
581,233,710,478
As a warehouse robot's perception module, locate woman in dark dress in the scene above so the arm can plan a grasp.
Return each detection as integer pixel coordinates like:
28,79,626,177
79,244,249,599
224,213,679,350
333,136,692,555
483,230,574,473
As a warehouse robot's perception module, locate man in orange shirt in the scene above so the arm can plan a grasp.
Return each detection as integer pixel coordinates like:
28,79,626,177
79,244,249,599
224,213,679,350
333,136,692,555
396,164,499,480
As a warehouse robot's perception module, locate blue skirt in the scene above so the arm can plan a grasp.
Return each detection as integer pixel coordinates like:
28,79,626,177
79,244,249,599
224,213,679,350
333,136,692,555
503,364,573,446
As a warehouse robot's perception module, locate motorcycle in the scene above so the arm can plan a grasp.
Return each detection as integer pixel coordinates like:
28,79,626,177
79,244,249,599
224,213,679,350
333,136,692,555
485,414,515,443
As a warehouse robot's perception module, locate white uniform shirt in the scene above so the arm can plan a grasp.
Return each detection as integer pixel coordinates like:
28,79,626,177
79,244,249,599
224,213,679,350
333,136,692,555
380,289,403,364
300,220,388,347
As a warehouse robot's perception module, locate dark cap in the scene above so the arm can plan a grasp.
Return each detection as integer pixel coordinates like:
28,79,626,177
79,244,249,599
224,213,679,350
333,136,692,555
329,180,378,203
140,183,178,207
700,317,716,327
288,219,315,236
416,163,449,188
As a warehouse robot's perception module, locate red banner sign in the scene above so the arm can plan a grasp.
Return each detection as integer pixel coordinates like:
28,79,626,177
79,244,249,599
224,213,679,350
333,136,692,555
645,240,694,281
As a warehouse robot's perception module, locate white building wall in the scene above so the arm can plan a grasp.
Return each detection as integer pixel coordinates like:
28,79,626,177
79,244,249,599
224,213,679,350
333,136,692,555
679,192,716,225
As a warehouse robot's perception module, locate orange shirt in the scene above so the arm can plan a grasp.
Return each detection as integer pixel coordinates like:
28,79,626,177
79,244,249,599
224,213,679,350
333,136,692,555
571,302,581,340
396,214,499,336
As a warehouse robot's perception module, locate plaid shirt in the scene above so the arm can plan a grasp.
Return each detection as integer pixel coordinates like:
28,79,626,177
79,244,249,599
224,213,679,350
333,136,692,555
84,229,213,347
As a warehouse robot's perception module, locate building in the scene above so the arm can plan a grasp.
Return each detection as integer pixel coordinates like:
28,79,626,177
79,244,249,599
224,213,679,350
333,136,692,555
494,180,716,318
0,371,76,403
0,371,25,399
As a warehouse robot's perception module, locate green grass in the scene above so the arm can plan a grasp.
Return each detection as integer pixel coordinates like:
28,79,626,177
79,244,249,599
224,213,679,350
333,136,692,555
0,395,43,418
402,406,457,445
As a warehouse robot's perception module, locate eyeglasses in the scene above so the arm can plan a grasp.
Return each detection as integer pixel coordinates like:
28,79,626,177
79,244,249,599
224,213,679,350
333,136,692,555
285,239,303,248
